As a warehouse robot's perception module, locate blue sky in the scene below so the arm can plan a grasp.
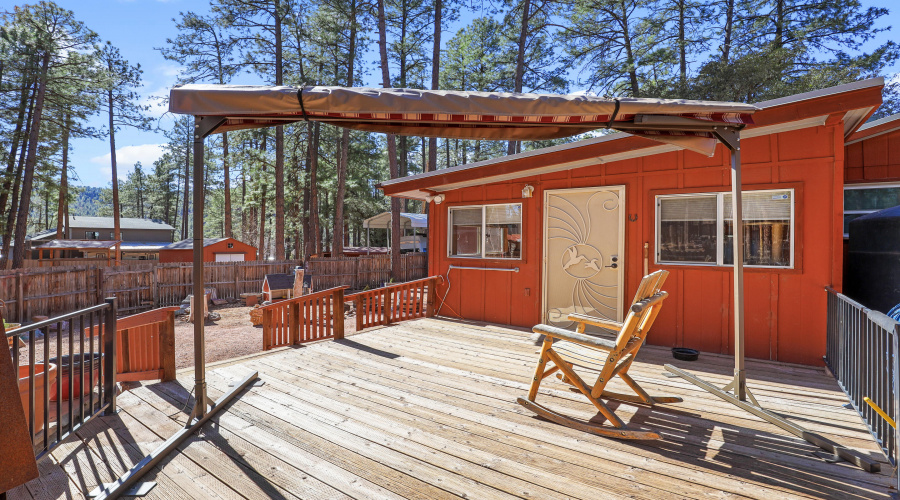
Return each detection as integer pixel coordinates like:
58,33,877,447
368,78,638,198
37,0,900,188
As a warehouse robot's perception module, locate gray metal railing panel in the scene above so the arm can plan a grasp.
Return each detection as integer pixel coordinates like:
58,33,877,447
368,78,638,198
825,287,899,474
5,298,117,461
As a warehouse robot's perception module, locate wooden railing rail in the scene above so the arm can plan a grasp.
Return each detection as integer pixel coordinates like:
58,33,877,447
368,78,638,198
260,286,347,350
345,276,441,332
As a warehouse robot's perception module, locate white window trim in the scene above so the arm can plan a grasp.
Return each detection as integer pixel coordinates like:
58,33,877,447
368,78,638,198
447,203,523,260
843,182,900,237
655,188,795,269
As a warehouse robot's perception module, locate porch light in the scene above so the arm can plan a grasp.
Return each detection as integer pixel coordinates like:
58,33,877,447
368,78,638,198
522,185,534,198
425,194,445,204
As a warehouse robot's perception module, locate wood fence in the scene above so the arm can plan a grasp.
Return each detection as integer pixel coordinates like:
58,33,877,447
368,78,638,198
307,253,427,290
0,261,303,322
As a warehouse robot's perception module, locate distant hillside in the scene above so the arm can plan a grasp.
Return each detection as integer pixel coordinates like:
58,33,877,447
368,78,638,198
71,186,107,216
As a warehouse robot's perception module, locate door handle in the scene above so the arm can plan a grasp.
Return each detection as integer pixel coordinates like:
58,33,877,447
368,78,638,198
606,263,618,269
606,256,618,269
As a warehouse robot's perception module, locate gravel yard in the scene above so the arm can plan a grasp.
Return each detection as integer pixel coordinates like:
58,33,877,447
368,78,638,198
173,303,265,369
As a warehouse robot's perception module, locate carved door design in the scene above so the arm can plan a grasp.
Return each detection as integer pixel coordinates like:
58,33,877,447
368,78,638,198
542,186,625,328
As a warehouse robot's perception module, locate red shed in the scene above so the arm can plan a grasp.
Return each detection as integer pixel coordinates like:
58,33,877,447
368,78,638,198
381,79,885,366
159,238,257,263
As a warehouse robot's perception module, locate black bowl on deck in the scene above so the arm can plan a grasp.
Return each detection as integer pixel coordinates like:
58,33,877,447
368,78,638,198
671,347,699,361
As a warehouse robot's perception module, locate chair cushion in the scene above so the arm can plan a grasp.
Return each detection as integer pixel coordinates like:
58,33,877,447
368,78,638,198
532,324,617,350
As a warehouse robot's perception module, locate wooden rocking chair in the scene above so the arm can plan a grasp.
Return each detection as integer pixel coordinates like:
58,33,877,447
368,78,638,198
518,270,682,440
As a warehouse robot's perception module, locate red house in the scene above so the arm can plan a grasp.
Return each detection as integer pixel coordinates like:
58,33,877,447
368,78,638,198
380,78,885,366
159,238,257,263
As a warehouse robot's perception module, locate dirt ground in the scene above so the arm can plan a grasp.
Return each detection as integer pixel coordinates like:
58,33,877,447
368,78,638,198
173,303,265,369
174,301,359,369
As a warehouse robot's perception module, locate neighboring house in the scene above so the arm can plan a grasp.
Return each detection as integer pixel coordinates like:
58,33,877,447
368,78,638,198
159,238,257,263
29,216,175,260
380,78,885,367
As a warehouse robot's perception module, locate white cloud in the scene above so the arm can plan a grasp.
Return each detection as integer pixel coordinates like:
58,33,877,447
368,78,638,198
91,143,166,180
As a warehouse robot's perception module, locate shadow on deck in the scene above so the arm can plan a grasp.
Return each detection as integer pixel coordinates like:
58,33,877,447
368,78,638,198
8,317,893,499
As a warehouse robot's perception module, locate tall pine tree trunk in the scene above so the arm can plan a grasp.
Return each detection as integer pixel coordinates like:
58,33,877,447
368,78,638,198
427,0,441,173
508,0,530,155
273,0,286,260
56,111,71,238
332,0,358,257
181,133,190,240
378,0,403,280
108,83,122,263
223,131,232,237
12,51,50,269
306,121,321,258
1,69,33,219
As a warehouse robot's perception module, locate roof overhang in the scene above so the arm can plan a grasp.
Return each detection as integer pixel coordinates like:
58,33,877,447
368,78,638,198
845,112,900,145
380,78,884,200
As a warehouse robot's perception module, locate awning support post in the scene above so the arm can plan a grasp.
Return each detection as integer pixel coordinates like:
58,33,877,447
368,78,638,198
189,116,226,424
714,128,752,403
667,127,873,472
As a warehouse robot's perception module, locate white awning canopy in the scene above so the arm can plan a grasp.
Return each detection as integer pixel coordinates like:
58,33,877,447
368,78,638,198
169,85,757,155
363,212,428,230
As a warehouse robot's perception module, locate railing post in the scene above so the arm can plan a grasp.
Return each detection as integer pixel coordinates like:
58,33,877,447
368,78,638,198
290,302,300,345
262,308,272,350
334,288,345,340
160,310,176,382
426,278,436,317
383,287,392,326
103,297,118,415
355,296,364,332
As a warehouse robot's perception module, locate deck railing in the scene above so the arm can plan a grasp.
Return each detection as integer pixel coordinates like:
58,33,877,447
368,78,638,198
5,298,117,461
345,276,440,331
825,287,900,471
260,286,346,350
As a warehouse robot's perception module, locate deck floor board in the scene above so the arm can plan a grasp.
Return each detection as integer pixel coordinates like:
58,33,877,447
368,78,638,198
14,317,893,499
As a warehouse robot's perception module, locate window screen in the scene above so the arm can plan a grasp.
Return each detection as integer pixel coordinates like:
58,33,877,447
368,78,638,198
658,195,717,263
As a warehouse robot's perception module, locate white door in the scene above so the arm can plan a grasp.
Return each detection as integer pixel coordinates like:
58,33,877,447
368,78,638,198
215,253,245,262
543,186,625,328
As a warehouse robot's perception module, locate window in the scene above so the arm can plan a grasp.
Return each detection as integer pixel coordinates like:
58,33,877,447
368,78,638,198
448,204,522,259
844,183,900,236
85,231,100,240
656,189,794,268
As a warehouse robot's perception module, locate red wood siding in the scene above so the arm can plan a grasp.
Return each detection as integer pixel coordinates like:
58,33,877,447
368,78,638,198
845,127,900,183
430,120,846,366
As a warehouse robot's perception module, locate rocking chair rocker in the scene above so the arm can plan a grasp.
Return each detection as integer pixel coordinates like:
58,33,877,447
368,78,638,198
518,270,681,440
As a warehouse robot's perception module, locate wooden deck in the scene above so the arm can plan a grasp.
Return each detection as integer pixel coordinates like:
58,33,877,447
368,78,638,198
8,317,893,499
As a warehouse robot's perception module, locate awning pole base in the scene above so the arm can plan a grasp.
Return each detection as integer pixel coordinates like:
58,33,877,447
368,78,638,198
664,364,881,473
90,371,259,500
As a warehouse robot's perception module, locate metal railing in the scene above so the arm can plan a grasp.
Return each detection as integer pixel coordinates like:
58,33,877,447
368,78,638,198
5,297,117,461
825,287,900,472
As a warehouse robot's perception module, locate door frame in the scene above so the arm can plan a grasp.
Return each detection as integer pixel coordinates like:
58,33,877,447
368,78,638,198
541,185,626,324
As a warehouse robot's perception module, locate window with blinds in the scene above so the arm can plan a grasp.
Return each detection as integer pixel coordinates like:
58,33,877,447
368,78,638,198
656,189,794,268
658,195,717,263
449,204,522,259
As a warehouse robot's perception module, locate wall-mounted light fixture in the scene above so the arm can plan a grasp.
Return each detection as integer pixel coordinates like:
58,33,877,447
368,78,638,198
522,185,534,199
425,194,445,204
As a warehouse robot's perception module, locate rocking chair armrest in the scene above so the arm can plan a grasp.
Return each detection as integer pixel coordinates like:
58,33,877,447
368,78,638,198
532,323,617,351
567,313,623,333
